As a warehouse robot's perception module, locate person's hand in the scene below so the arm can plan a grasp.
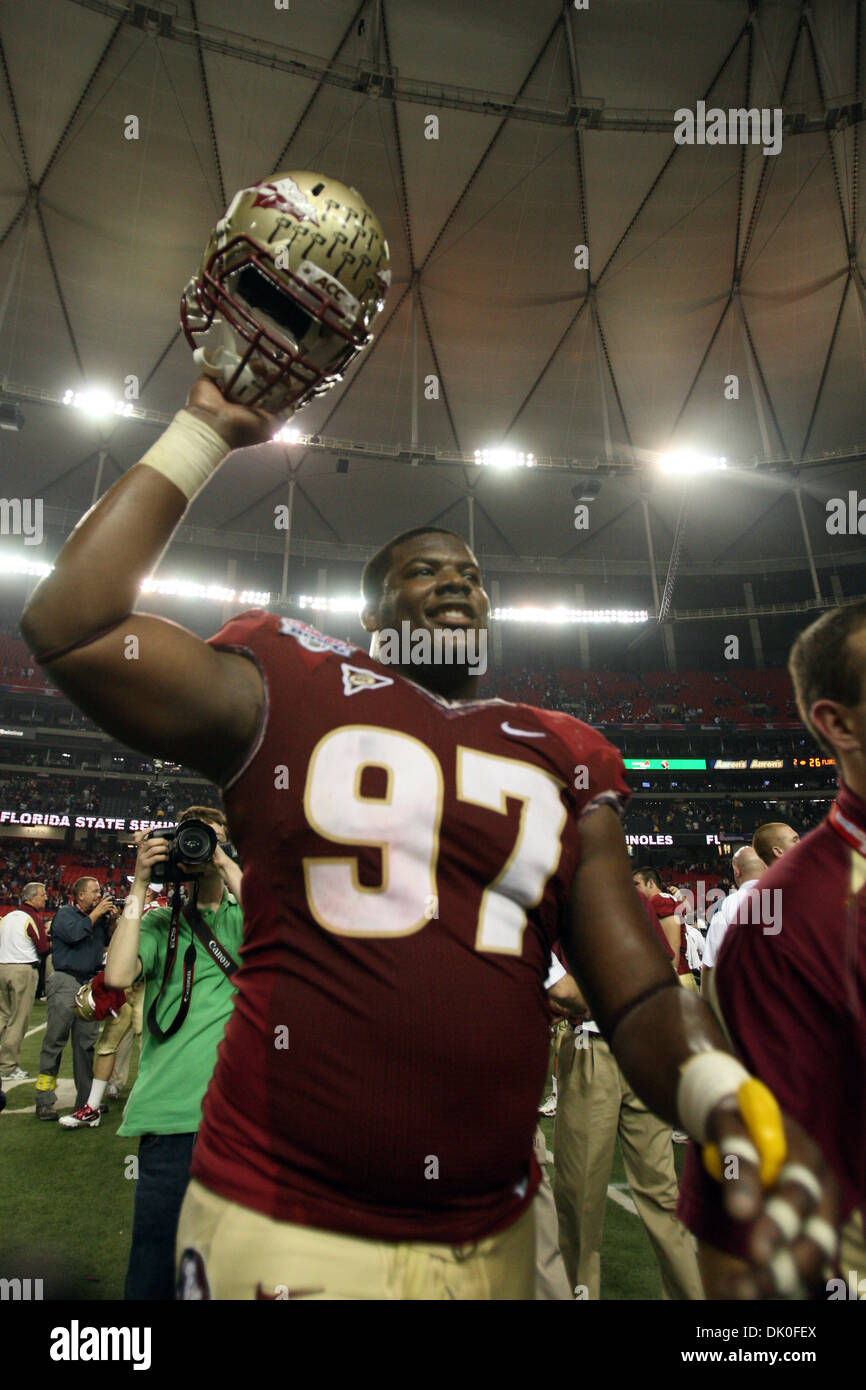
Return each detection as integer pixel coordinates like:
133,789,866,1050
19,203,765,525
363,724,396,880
133,831,169,884
184,375,279,452
547,973,591,1024
91,897,114,920
704,1097,839,1298
211,842,234,878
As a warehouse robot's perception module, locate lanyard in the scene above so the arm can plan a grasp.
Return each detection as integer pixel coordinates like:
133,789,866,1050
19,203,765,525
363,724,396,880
146,891,238,1043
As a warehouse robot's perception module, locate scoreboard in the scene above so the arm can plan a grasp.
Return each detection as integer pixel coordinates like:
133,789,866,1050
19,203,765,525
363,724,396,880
623,758,706,770
623,755,835,773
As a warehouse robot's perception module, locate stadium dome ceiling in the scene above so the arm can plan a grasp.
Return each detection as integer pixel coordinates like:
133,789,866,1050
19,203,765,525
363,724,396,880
0,0,865,583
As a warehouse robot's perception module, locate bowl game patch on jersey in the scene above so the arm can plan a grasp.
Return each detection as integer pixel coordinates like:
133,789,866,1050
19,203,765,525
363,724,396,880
278,616,356,656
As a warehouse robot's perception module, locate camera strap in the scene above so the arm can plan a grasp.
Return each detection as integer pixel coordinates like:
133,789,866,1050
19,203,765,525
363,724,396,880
182,898,239,981
146,884,239,1043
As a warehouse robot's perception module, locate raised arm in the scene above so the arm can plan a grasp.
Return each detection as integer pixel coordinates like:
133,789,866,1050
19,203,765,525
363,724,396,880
105,833,169,989
19,379,274,786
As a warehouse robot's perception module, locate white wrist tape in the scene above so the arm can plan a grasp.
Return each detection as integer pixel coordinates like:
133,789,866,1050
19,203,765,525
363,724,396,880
765,1196,802,1243
778,1163,822,1205
718,1135,761,1168
677,1050,751,1145
138,409,230,503
768,1248,805,1299
803,1216,837,1262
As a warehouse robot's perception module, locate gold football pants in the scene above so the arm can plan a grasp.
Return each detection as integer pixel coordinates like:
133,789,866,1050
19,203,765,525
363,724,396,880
176,1177,535,1300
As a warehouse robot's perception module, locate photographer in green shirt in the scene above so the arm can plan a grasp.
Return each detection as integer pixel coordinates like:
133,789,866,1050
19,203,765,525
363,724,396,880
105,805,243,1301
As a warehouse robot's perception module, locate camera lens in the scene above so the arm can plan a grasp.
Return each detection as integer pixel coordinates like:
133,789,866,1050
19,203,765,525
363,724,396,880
175,820,217,865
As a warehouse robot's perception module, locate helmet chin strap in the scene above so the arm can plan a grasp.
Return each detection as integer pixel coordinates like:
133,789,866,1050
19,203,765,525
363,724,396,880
193,329,263,405
193,320,306,416
369,630,381,659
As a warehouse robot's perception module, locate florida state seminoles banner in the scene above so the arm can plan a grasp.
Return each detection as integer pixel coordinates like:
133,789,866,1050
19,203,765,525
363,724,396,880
0,808,177,831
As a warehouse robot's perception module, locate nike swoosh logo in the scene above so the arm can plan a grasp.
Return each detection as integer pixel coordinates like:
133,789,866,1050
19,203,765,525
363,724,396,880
501,722,546,738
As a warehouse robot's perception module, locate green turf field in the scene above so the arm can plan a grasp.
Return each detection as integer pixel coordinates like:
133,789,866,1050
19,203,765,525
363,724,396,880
1,1006,684,1299
1,1000,140,1299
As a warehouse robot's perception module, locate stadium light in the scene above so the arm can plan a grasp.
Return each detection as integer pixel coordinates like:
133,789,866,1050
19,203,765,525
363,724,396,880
492,607,648,624
0,556,271,604
657,449,727,475
473,448,535,468
0,554,52,579
298,594,364,614
139,578,271,605
0,555,646,625
62,388,134,419
273,424,301,444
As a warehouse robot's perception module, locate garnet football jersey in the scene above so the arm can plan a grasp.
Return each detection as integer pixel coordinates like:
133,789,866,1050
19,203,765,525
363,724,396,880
191,612,630,1241
649,892,689,974
677,781,866,1255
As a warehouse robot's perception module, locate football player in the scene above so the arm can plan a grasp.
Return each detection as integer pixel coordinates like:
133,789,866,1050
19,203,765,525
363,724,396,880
19,172,837,1300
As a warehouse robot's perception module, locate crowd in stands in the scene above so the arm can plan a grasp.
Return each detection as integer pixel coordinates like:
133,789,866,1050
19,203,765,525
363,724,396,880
0,770,208,817
482,667,801,726
0,841,137,911
0,612,802,727
624,796,827,838
0,773,103,814
0,766,828,914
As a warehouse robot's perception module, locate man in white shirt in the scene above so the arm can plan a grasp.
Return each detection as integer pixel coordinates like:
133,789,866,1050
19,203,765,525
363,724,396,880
551,960,703,1301
701,842,784,998
0,883,49,1080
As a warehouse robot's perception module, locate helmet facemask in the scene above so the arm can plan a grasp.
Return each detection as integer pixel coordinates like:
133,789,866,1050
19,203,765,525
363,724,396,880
181,173,389,416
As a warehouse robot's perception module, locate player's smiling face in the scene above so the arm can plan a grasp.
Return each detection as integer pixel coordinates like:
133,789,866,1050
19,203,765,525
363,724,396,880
377,532,489,641
363,531,490,698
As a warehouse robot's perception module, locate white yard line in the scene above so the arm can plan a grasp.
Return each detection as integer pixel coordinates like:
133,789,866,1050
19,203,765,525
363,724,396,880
545,1149,639,1217
607,1183,639,1216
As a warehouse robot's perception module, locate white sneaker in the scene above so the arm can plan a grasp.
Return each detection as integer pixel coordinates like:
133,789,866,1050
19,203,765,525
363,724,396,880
1,1066,31,1081
538,1092,557,1117
106,1084,120,1101
671,1129,689,1144
59,1103,101,1129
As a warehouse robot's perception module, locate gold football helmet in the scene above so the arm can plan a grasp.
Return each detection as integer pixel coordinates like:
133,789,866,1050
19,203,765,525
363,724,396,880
181,171,390,414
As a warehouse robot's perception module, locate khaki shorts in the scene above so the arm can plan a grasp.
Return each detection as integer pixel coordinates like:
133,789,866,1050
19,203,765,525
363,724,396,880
176,1178,536,1300
96,981,144,1056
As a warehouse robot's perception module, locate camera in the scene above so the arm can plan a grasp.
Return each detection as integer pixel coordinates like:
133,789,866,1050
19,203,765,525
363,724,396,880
145,818,218,882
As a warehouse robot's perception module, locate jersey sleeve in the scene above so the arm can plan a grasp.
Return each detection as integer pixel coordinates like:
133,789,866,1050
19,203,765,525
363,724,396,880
533,709,630,821
651,892,681,920
206,608,274,660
